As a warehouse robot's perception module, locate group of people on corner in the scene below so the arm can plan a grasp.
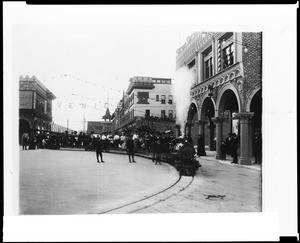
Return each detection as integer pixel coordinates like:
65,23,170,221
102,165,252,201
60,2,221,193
219,131,262,164
21,131,47,150
220,133,239,164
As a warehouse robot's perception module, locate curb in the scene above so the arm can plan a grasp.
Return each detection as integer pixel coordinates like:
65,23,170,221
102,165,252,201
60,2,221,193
199,156,261,172
58,148,261,172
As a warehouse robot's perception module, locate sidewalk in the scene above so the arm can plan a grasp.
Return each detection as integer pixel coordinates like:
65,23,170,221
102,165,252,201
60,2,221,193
56,147,262,172
200,150,262,172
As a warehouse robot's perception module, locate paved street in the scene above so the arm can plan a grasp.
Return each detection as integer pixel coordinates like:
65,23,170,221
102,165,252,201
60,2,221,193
19,149,261,215
134,158,262,213
19,149,178,215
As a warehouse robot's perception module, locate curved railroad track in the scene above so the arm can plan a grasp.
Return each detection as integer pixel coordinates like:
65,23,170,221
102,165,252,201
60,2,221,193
97,175,194,214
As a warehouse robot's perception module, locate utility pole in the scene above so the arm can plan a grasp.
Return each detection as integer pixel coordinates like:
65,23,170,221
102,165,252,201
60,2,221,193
67,119,69,132
83,117,86,133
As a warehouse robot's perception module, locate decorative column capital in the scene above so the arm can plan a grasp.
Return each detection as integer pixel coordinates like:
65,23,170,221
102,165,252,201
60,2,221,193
196,120,205,125
185,122,194,128
211,117,225,123
234,112,254,120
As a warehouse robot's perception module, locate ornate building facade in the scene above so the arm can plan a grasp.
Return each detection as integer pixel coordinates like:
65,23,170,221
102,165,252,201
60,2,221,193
177,32,262,165
111,76,176,134
19,75,56,143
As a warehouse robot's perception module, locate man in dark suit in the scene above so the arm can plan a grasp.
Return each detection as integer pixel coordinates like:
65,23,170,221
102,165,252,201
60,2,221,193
126,135,136,163
152,133,162,165
197,134,206,156
253,131,262,164
93,136,105,163
230,133,238,164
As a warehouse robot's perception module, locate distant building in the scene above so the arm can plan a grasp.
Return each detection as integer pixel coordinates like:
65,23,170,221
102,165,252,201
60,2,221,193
111,76,176,134
19,75,56,143
86,108,112,134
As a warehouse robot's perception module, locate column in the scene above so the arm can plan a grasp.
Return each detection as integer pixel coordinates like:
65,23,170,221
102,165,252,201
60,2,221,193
197,120,206,156
212,117,223,159
236,112,254,165
197,120,204,135
185,122,193,136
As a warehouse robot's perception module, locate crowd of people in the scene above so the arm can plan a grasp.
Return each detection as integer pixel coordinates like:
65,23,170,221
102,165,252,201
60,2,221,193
21,129,262,165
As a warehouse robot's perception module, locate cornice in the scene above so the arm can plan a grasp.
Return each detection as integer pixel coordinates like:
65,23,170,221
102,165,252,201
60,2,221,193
176,32,216,68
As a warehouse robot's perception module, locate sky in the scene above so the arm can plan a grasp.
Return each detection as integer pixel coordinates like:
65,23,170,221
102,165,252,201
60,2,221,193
13,24,194,131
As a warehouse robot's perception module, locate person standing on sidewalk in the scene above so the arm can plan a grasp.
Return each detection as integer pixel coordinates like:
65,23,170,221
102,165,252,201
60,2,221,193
93,136,105,163
220,141,227,161
152,133,162,165
113,132,120,150
126,135,136,163
253,131,262,164
230,133,238,164
22,132,29,150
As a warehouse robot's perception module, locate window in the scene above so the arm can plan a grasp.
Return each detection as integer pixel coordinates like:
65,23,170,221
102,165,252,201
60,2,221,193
188,59,195,69
203,46,213,80
129,93,134,106
137,92,149,104
220,33,234,70
168,95,173,104
222,43,234,69
168,110,173,119
156,95,159,101
161,95,166,104
161,110,166,118
204,58,213,80
145,109,150,117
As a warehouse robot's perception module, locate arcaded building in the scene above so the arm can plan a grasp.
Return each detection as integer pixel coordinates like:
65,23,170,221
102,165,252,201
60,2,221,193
19,75,56,143
177,32,262,165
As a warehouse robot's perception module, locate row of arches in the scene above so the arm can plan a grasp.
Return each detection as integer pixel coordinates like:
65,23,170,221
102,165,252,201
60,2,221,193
186,83,262,162
19,118,52,144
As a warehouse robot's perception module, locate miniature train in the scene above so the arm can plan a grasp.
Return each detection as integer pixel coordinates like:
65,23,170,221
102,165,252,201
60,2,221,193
165,137,201,176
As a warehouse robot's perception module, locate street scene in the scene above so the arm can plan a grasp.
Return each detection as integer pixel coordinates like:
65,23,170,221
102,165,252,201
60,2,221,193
4,4,298,242
17,28,263,215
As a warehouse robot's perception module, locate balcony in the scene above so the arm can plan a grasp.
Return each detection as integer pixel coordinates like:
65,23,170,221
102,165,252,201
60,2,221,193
126,81,155,94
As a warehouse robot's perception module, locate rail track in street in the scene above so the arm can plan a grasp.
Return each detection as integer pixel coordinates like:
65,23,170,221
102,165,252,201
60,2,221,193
97,175,194,214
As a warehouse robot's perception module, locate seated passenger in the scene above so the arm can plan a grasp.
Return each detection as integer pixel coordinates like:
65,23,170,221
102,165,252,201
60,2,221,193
179,139,196,162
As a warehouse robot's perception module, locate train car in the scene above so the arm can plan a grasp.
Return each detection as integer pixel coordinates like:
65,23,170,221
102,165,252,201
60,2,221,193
166,137,201,176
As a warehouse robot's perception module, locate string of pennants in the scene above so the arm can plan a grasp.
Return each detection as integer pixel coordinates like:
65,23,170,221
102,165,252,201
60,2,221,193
55,92,175,105
55,93,119,103
44,74,175,103
44,74,123,93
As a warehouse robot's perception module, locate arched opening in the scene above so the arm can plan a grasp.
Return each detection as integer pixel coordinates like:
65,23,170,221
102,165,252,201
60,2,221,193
201,97,215,151
250,89,262,157
218,89,240,140
250,89,262,132
186,103,199,143
19,119,31,144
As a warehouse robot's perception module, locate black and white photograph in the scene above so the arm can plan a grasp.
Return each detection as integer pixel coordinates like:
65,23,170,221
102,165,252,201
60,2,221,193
3,3,297,242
